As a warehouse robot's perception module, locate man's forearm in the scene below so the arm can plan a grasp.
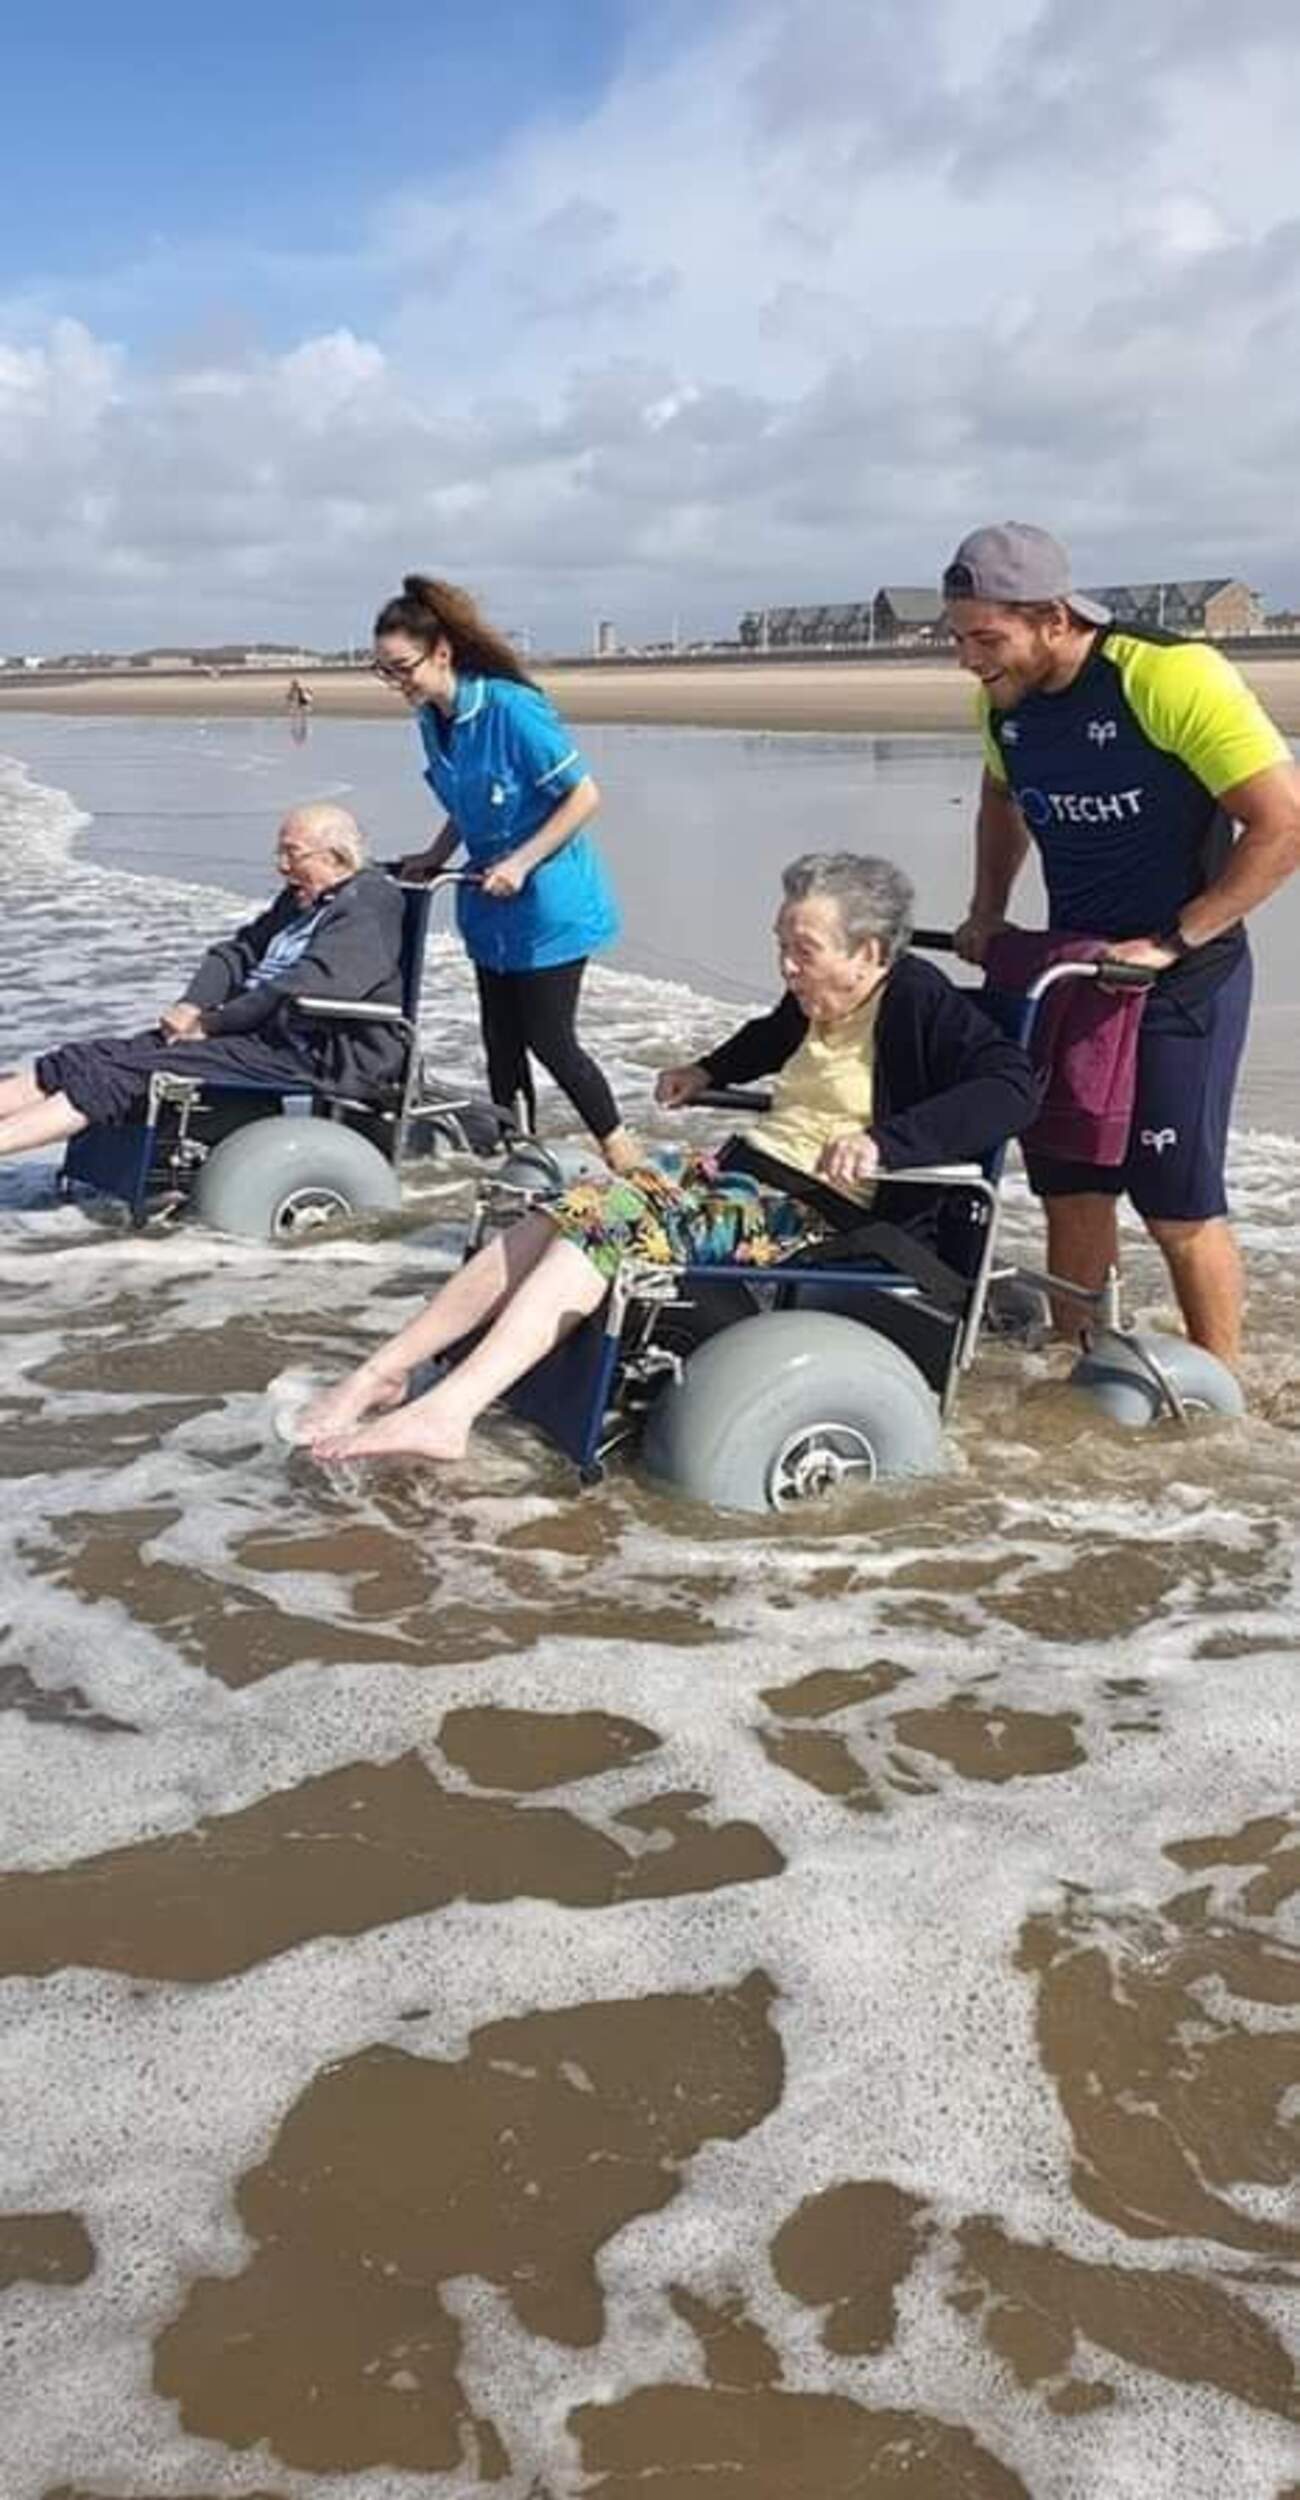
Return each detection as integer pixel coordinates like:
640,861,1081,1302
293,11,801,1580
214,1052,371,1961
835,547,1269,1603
1178,823,1300,946
1174,761,1300,946
970,783,1031,916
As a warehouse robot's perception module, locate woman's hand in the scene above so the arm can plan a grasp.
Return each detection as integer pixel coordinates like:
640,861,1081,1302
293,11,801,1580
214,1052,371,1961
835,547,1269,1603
655,1063,709,1109
397,817,461,882
481,853,530,898
817,1132,880,1191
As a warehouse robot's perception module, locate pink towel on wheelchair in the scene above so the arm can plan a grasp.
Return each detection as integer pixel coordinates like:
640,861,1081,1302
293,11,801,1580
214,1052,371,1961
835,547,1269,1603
984,929,1149,1167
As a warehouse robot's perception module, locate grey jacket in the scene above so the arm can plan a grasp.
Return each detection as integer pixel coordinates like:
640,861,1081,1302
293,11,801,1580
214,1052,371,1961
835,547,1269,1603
182,867,406,1096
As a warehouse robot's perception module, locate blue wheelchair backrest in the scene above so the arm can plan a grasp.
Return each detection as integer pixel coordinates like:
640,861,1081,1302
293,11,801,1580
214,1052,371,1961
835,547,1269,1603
397,883,436,1027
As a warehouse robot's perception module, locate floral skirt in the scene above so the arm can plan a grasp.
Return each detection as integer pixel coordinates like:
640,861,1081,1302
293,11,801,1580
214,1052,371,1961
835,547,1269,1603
546,1147,823,1283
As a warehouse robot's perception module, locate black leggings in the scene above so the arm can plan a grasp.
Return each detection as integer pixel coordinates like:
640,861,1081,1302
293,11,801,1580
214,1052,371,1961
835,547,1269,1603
473,958,621,1142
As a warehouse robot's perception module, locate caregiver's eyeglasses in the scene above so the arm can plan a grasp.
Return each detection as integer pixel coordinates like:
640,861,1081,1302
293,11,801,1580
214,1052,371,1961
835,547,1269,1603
371,654,426,686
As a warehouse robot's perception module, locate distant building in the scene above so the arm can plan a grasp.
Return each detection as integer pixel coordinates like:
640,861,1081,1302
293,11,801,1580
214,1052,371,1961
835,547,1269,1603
122,644,322,672
1088,579,1263,638
872,588,946,644
740,590,946,649
739,601,874,649
593,619,619,658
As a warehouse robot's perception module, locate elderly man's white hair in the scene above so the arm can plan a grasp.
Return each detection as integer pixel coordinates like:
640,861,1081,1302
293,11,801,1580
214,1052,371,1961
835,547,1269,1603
280,802,366,871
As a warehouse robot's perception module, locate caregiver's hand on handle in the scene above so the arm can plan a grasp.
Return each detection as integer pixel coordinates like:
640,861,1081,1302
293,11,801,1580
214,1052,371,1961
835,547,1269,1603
952,908,1009,965
481,853,531,898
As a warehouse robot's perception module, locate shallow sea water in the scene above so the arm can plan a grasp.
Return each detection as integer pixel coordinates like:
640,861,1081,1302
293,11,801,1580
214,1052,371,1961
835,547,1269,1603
0,718,1296,2499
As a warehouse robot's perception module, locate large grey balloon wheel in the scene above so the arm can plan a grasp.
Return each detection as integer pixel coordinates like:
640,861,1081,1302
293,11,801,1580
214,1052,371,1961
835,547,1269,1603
641,1309,942,1514
193,1117,402,1240
1069,1328,1245,1429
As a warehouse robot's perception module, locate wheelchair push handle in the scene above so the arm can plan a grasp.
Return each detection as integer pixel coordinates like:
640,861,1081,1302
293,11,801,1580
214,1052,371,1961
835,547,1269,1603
1026,956,1161,1003
397,868,482,894
908,925,1160,996
694,1087,775,1113
1095,957,1160,991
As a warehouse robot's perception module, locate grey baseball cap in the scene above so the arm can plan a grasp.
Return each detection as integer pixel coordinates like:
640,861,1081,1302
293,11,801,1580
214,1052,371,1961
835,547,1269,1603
941,523,1110,624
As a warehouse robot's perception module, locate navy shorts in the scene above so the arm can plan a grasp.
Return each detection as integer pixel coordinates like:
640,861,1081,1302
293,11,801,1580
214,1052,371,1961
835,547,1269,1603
1024,949,1252,1223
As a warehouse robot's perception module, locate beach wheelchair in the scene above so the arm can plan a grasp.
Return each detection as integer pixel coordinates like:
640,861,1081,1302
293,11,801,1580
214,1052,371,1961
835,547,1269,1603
60,876,516,1241
463,933,1244,1514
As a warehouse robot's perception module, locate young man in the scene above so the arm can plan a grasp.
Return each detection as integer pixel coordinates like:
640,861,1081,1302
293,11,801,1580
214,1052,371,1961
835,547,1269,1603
943,522,1300,1366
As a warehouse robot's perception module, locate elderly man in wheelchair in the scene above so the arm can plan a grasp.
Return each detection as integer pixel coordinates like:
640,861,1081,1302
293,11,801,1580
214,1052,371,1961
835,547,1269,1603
297,852,1051,1504
0,803,444,1238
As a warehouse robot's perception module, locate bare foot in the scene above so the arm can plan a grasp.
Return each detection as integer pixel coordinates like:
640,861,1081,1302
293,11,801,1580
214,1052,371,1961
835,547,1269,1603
297,1368,408,1448
314,1398,471,1464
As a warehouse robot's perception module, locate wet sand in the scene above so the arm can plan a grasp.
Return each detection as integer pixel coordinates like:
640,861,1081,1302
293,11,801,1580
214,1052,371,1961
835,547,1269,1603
5,652,1300,732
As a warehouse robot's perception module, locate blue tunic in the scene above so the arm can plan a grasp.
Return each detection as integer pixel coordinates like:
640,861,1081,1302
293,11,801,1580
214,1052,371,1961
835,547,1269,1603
417,675,620,972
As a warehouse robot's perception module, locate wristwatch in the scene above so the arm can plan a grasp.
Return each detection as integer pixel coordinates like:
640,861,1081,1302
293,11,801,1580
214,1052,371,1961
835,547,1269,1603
1154,923,1193,959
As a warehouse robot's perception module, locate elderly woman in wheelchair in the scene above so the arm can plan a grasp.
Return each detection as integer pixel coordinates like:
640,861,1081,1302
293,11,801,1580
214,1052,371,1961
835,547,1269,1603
0,805,404,1171
298,853,1039,1479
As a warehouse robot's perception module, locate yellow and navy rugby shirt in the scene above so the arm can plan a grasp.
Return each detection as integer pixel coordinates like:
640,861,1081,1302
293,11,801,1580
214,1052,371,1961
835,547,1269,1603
979,627,1289,994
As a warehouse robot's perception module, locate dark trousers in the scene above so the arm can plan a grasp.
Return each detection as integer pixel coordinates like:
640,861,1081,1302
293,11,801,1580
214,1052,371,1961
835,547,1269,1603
473,959,621,1142
36,1029,324,1126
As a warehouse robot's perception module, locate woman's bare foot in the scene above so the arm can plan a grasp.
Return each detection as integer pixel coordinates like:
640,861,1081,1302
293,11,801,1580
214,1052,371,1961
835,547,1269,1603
297,1366,408,1448
313,1393,471,1464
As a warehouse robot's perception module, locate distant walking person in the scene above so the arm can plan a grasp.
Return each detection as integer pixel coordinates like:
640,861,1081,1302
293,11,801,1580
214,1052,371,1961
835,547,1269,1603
944,521,1300,1366
285,676,313,711
373,574,636,1172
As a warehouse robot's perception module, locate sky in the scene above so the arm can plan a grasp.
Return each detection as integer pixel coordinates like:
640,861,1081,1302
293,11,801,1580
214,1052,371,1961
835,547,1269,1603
4,0,1300,653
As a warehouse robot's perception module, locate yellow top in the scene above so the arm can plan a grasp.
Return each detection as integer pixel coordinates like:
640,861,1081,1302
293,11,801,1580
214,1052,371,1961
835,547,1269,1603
744,987,882,1206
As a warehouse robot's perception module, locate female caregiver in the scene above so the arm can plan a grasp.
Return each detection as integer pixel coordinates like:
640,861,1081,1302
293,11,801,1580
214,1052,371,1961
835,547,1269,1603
375,574,637,1172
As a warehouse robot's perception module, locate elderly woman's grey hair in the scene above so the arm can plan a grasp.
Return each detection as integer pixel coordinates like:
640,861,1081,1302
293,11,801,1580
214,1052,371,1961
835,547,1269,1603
282,802,367,872
781,852,915,962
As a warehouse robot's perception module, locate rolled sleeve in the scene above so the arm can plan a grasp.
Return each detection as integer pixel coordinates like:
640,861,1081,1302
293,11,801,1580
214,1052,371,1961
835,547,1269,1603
503,689,590,799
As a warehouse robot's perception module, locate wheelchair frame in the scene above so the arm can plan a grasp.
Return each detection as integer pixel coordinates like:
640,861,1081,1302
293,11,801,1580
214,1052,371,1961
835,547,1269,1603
59,874,514,1229
473,940,1185,1488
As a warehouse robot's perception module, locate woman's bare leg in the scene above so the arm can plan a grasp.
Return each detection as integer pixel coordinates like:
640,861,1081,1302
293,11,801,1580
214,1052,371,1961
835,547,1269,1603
297,1211,561,1445
315,1231,607,1462
0,1091,87,1158
0,1069,50,1121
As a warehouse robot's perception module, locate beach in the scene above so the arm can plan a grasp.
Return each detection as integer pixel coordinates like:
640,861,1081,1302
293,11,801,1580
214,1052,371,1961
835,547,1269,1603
6,650,1300,733
0,713,1296,2498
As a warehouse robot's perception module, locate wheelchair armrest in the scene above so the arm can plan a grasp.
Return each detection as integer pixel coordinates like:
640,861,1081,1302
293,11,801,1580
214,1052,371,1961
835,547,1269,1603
294,996,414,1031
878,1162,986,1185
695,1087,774,1112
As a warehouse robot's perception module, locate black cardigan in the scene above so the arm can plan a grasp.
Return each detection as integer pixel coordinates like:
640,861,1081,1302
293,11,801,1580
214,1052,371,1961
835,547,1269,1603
182,867,406,1095
700,953,1038,1169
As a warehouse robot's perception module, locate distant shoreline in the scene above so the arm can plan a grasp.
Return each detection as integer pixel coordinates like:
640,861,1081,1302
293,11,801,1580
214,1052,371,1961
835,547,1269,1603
4,653,1300,734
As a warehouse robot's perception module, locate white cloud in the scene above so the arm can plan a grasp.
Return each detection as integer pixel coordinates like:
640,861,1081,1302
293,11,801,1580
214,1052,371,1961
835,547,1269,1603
4,0,1300,648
